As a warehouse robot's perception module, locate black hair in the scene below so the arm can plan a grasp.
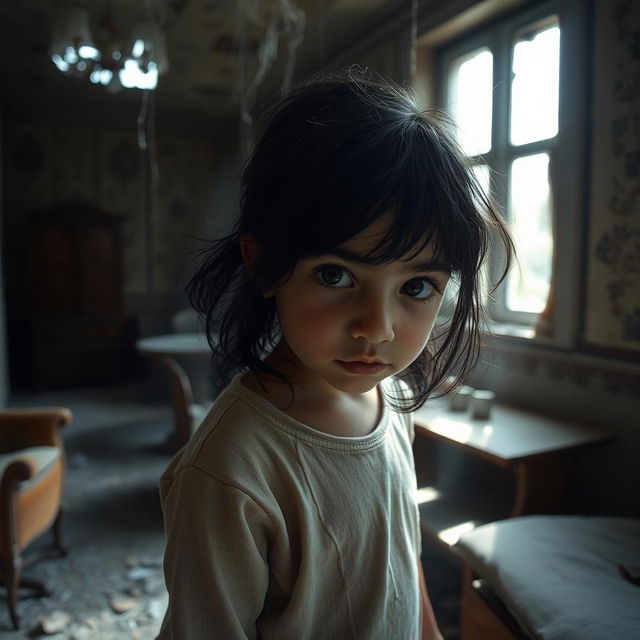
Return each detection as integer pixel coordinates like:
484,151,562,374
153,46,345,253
187,68,513,411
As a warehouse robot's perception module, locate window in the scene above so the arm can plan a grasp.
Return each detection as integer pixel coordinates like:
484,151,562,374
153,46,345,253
438,4,561,327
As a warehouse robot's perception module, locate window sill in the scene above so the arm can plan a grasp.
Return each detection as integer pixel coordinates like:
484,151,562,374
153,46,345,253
478,325,640,396
485,321,536,341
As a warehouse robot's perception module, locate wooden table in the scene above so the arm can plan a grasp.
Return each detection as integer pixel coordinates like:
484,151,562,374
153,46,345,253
136,333,215,449
412,401,612,550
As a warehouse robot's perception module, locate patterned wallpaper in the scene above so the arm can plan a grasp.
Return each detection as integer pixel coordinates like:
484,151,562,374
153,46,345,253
3,121,216,295
3,0,639,355
585,0,640,352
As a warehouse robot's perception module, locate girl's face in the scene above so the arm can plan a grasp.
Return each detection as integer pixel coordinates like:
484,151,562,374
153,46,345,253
271,214,450,399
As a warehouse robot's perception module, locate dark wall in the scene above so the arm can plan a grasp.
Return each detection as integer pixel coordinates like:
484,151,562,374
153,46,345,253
0,117,7,405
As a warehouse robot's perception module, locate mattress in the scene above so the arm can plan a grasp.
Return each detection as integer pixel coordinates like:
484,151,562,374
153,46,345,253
454,515,640,640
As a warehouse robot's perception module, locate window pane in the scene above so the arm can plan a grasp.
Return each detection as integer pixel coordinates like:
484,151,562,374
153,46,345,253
471,164,491,305
448,48,493,156
507,153,553,312
471,163,491,196
442,164,492,313
511,23,560,146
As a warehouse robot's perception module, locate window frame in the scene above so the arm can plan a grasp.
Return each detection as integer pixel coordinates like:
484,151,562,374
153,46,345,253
433,0,587,346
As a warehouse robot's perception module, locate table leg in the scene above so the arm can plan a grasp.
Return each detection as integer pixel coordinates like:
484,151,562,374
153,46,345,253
157,356,194,450
511,452,571,516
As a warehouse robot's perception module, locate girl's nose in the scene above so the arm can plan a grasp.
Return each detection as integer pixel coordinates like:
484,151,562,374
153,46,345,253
349,297,395,343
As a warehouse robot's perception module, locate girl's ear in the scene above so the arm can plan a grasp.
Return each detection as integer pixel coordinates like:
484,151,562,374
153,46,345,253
239,234,274,298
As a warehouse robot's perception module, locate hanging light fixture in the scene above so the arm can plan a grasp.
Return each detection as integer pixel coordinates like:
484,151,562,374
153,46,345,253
86,0,126,91
119,21,169,90
49,0,169,91
49,3,100,77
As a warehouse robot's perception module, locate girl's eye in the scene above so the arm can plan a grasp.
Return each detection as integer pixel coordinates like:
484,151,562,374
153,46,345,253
315,265,353,288
401,277,436,300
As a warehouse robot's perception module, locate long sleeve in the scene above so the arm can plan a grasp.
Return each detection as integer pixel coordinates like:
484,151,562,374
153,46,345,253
158,465,271,639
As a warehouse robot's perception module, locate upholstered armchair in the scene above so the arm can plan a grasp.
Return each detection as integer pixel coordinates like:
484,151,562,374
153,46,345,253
0,407,72,629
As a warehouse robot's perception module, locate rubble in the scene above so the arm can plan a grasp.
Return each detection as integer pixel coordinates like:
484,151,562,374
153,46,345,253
108,596,139,614
1,409,171,639
34,610,71,635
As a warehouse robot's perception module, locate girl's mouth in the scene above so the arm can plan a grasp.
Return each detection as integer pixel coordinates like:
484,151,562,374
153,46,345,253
337,360,388,375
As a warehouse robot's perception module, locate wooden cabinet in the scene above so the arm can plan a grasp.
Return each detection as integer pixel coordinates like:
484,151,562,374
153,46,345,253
10,201,128,389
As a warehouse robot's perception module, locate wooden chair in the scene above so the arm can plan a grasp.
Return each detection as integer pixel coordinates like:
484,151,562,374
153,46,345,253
0,407,72,629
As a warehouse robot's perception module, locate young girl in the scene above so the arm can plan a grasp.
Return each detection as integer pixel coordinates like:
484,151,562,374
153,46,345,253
158,70,512,640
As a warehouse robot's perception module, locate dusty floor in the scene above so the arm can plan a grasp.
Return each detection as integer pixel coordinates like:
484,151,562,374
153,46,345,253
2,383,462,640
2,384,172,639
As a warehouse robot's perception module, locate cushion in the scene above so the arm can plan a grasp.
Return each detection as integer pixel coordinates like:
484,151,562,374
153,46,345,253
454,515,640,640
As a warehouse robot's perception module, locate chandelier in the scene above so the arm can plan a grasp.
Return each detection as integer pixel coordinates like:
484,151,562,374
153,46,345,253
49,1,169,92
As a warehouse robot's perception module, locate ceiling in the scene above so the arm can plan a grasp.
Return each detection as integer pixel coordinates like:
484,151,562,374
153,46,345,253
0,0,407,128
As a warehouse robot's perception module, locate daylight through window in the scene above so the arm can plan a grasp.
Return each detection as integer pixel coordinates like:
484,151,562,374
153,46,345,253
441,13,560,323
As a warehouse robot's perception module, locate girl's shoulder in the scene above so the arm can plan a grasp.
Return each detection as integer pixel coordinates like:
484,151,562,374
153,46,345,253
182,375,293,457
163,375,302,500
381,376,415,443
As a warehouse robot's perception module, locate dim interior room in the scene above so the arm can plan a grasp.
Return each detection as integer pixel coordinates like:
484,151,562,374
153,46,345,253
0,0,638,638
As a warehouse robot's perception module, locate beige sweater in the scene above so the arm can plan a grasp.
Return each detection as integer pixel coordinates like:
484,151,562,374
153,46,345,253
158,376,421,639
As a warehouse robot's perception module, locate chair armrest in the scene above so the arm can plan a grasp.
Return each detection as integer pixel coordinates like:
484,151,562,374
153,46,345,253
0,457,38,551
0,408,72,451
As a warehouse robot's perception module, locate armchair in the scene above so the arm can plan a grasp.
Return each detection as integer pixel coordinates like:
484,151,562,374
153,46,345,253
0,407,72,629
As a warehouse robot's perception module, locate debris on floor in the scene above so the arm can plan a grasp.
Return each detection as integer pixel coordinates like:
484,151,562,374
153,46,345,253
108,596,138,615
2,391,173,639
33,610,71,635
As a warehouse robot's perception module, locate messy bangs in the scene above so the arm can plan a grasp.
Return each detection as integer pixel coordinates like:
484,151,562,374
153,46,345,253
243,77,487,277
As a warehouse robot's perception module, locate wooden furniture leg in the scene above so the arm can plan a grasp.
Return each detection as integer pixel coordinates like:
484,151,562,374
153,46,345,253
1,495,56,629
6,554,21,630
53,509,67,557
3,553,49,630
1,459,29,629
461,568,528,640
158,356,194,450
